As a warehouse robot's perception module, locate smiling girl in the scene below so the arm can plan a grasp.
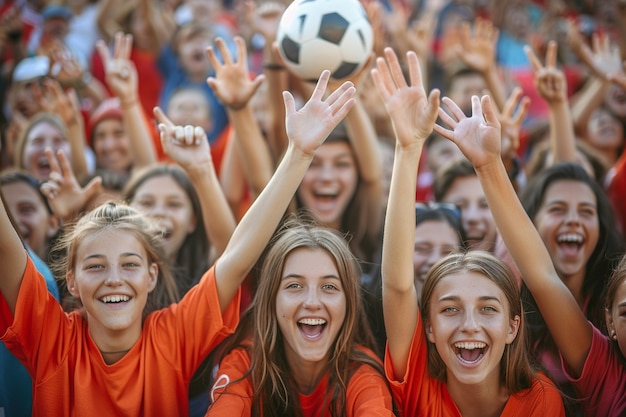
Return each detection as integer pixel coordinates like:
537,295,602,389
0,71,356,416
375,47,564,416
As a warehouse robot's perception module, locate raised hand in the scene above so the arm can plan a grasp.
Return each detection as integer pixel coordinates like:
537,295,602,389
96,32,138,105
497,87,530,159
244,1,285,43
40,78,81,127
525,41,567,104
40,148,102,222
434,95,501,170
206,36,265,110
457,19,499,75
371,47,439,147
284,70,356,156
153,106,213,173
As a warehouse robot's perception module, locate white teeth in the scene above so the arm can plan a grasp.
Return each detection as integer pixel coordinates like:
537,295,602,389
101,295,130,303
557,234,583,244
454,342,486,350
298,318,326,326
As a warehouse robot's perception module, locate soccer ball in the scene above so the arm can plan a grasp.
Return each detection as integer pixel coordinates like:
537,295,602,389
276,0,373,81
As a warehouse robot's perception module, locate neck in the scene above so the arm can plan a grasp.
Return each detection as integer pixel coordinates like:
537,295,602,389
446,374,509,417
287,356,328,395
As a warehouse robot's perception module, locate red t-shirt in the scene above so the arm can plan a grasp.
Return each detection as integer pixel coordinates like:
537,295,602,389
0,256,241,416
207,345,395,416
384,312,565,417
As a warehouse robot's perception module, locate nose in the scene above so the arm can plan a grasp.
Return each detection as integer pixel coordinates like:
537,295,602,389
460,309,480,333
104,269,124,286
317,163,334,181
462,204,479,225
564,209,581,225
426,247,443,268
302,287,322,310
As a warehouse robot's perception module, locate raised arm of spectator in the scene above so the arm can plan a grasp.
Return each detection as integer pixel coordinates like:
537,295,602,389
456,19,507,110
568,30,623,135
206,36,272,201
244,1,289,160
525,41,577,163
153,107,235,259
96,32,158,172
40,79,89,182
434,94,592,379
213,70,356,312
375,48,440,379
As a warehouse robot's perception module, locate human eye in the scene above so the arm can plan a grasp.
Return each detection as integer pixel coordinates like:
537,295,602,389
414,244,432,256
441,306,458,314
135,199,154,209
285,282,302,290
85,263,104,270
481,305,498,313
322,283,339,291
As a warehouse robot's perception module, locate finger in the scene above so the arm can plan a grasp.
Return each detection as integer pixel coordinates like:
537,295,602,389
524,45,543,72
384,47,407,89
310,70,331,101
234,36,248,67
215,37,233,66
325,81,355,110
503,87,522,117
96,39,111,66
249,74,266,96
83,176,103,200
44,148,62,176
426,89,442,120
371,67,390,102
433,122,454,141
121,33,133,61
205,46,222,72
113,32,123,60
184,125,195,145
40,182,59,199
373,56,393,97
441,96,466,122
481,95,499,126
406,50,423,89
545,40,557,69
194,126,206,145
174,125,185,143
437,104,458,129
512,96,530,125
56,149,75,180
283,90,296,116
153,106,175,128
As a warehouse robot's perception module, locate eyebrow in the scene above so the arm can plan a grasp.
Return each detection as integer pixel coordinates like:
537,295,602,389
281,274,340,280
436,295,503,304
83,252,143,260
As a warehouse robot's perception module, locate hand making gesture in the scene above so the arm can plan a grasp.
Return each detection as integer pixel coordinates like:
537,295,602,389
434,95,502,170
371,47,439,147
206,36,265,111
96,32,138,105
525,40,567,104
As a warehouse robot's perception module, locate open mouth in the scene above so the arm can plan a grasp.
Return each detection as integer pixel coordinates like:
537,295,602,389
454,341,487,364
100,295,130,304
298,318,327,340
557,233,583,257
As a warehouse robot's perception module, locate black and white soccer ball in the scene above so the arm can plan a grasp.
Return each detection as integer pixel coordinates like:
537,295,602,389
276,0,373,81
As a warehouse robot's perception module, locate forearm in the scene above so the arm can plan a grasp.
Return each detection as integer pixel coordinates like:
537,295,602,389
227,106,274,197
122,101,157,170
570,77,608,134
263,58,289,160
548,101,577,162
186,165,236,258
345,99,382,185
0,193,27,314
482,67,507,111
67,121,89,181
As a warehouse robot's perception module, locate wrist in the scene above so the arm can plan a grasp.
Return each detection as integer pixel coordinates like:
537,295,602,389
263,62,285,71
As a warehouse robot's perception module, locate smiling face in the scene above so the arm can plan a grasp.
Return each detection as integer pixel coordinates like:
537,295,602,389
2,181,58,260
129,175,197,260
441,176,496,252
425,270,519,387
166,88,212,133
414,220,461,300
604,83,626,119
586,106,624,157
22,120,70,181
178,33,212,80
92,118,132,173
276,247,347,379
297,141,358,230
533,180,599,281
66,228,158,350
606,277,626,357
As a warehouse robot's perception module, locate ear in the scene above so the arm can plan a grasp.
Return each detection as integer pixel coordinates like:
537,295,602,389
506,315,521,345
147,263,158,292
66,270,79,298
605,308,617,340
46,214,60,239
425,320,435,343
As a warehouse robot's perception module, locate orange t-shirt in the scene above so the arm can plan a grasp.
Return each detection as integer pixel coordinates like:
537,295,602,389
384,313,565,417
0,256,241,416
207,345,395,416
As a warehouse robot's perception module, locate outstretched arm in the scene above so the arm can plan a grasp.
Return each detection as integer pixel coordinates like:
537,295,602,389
375,47,440,379
213,71,356,313
0,189,28,314
434,95,592,378
153,107,236,262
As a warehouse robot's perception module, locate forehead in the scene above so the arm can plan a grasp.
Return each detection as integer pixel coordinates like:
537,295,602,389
28,121,63,138
2,181,46,206
315,141,354,159
443,176,482,200
282,247,339,276
430,270,507,305
133,175,188,198
542,180,596,205
76,228,147,258
415,220,460,245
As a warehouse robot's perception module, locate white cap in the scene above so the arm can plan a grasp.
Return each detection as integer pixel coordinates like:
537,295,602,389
12,56,50,82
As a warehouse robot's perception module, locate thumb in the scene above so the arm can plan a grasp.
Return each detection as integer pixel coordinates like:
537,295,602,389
83,176,103,200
